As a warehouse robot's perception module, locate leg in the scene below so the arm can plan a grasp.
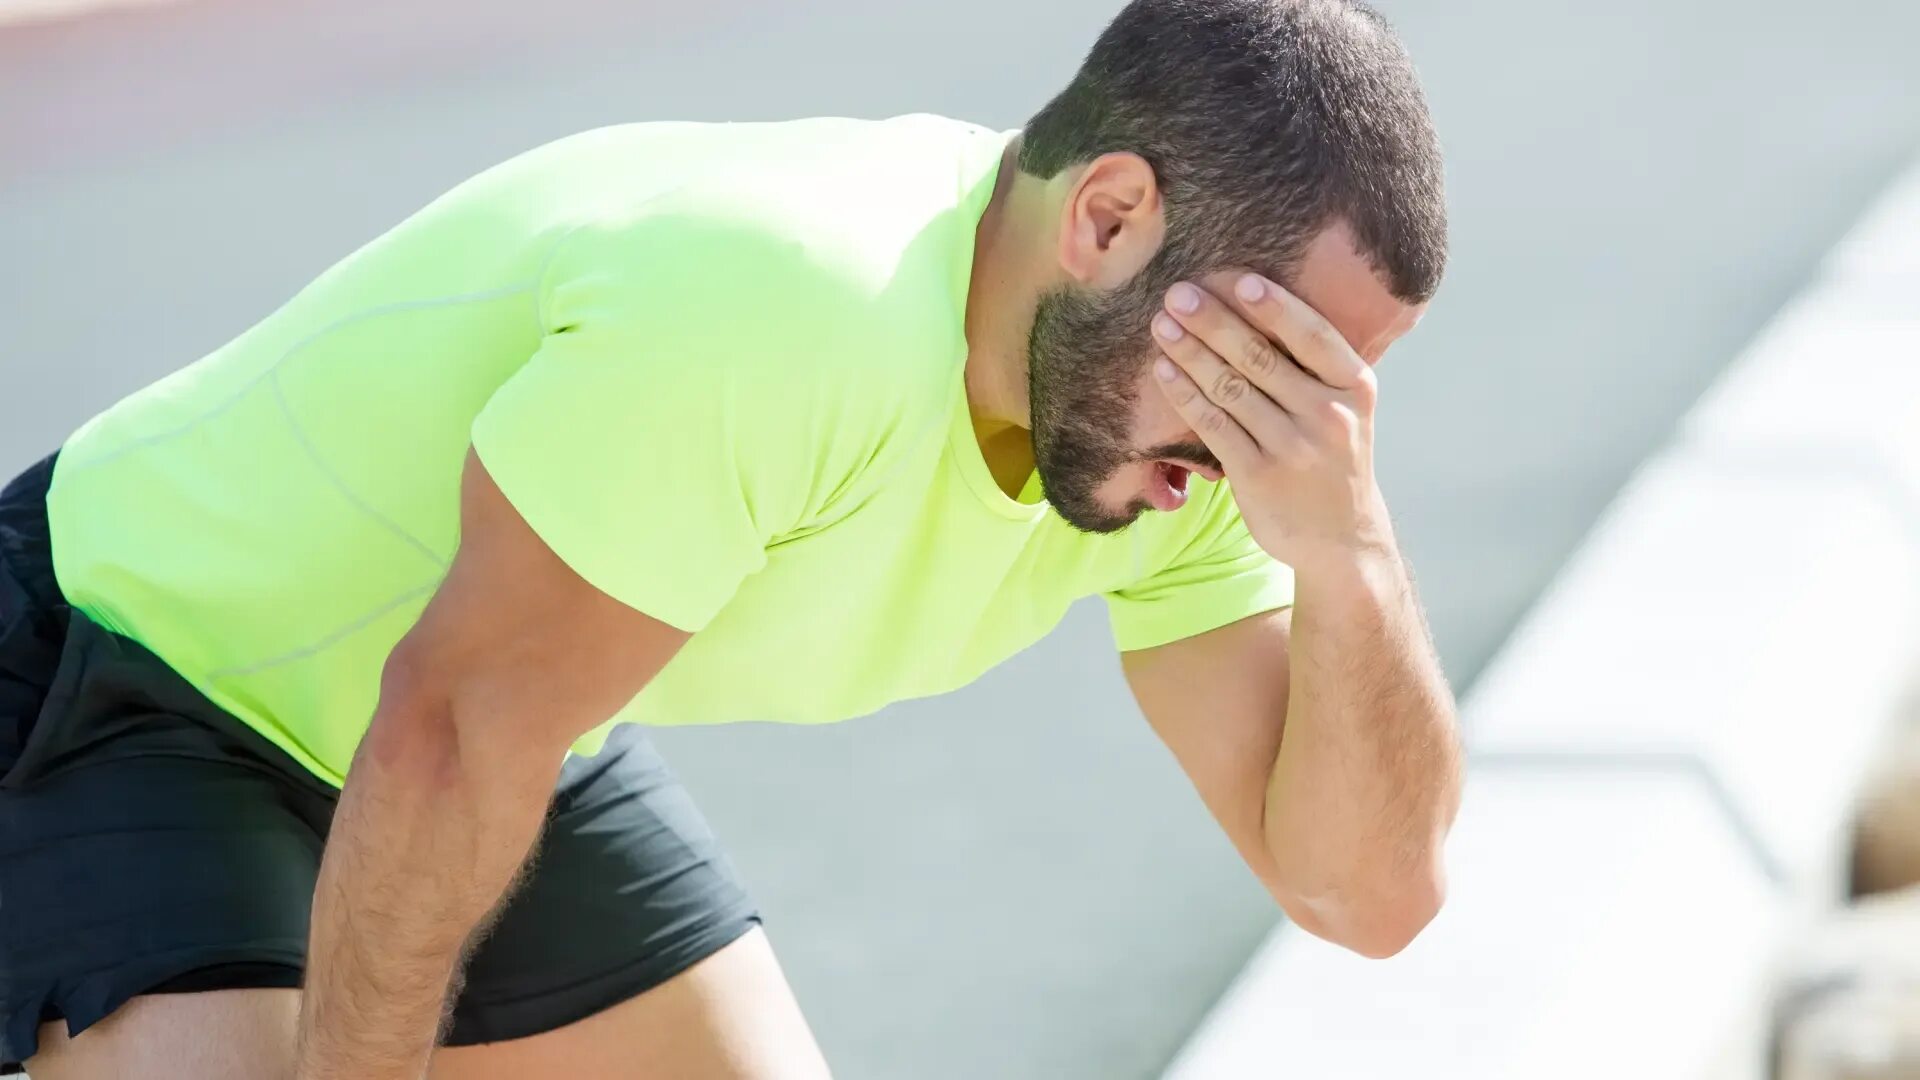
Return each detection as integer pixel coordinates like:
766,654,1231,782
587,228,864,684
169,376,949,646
0,623,332,1074
0,455,323,1078
431,726,829,1079
0,727,323,1074
25,990,297,1080
429,927,829,1080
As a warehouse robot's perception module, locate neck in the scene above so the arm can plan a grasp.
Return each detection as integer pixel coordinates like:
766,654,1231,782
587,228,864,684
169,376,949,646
964,136,1047,435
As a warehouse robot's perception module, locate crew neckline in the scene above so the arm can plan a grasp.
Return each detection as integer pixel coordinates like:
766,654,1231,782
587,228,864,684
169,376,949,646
945,125,1050,524
947,368,1050,523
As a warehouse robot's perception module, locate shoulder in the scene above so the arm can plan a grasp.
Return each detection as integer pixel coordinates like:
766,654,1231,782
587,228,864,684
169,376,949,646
536,114,1000,427
523,116,1006,523
535,200,953,441
539,116,997,336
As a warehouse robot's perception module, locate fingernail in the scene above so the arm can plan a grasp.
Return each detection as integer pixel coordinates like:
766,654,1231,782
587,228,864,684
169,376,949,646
1168,283,1202,314
1235,274,1266,303
1153,314,1185,341
1155,357,1178,381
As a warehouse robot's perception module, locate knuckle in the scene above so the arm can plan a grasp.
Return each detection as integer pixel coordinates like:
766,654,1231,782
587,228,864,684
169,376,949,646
1326,400,1365,435
1350,368,1380,405
1239,339,1279,376
1211,371,1250,402
1201,407,1232,434
1310,325,1345,357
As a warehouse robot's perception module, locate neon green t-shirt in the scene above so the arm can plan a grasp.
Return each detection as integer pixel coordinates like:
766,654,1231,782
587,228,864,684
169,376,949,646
46,114,1294,787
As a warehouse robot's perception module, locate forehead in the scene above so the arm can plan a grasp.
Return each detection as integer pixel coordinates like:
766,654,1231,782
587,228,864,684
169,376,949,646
1289,221,1425,364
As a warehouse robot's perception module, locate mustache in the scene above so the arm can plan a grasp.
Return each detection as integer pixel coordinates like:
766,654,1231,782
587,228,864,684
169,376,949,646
1136,440,1222,474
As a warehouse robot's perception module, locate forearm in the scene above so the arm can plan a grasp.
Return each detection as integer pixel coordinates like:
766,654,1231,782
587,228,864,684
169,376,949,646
297,693,563,1079
1265,543,1462,955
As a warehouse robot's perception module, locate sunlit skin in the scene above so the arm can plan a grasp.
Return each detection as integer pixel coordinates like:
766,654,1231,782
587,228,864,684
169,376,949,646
963,140,1424,529
1092,226,1425,525
957,139,1460,964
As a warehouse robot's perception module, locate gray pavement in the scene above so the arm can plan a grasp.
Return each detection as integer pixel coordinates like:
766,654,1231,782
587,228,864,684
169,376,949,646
4,2,1918,1077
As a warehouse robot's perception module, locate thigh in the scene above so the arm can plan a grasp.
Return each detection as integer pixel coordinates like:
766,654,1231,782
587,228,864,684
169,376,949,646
25,989,297,1080
0,702,326,1070
431,927,829,1080
439,725,827,1077
1,452,331,1073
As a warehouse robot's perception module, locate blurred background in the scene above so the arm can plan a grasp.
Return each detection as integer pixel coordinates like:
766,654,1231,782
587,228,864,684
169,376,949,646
5,2,1920,1078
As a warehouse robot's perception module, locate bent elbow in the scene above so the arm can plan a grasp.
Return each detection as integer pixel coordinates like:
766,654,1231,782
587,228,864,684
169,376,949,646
358,644,460,781
1276,856,1447,960
1343,873,1444,958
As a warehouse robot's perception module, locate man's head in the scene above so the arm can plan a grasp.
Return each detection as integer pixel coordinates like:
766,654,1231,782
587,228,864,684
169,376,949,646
1016,0,1448,532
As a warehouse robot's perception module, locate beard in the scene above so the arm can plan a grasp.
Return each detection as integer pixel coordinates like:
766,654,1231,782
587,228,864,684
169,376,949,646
1025,279,1162,534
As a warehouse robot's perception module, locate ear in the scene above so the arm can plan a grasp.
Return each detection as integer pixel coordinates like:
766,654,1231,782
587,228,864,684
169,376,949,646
1055,151,1165,290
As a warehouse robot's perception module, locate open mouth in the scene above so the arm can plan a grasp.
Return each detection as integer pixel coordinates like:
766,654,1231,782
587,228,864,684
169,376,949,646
1146,461,1191,512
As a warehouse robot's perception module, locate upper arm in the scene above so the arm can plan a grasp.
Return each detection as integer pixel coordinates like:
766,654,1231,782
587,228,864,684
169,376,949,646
382,451,690,758
466,213,893,634
1121,607,1293,896
1108,481,1297,896
385,214,852,762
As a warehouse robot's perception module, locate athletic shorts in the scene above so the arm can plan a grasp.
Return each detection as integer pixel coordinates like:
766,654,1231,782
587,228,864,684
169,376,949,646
0,454,760,1072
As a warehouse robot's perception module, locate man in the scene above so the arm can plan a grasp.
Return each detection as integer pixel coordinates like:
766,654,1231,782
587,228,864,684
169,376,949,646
0,0,1462,1076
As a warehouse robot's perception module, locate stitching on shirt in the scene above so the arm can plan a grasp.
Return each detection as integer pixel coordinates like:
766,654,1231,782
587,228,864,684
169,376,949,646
268,368,450,570
57,281,539,476
205,581,438,681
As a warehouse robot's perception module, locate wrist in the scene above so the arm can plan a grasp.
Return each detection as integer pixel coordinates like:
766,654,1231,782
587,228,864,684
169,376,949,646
1281,497,1398,572
1289,535,1405,609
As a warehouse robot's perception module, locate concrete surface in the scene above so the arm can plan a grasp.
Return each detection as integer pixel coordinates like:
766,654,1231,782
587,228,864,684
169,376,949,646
4,2,1919,1077
1168,769,1784,1079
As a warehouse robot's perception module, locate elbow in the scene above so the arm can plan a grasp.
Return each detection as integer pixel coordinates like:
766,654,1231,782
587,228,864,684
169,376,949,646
1271,851,1448,960
1340,863,1446,959
358,644,461,782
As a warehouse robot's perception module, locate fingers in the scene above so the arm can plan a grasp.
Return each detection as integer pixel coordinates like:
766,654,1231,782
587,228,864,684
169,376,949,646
1233,275,1371,392
1152,355,1262,470
1152,309,1293,446
1174,275,1374,399
1163,281,1326,412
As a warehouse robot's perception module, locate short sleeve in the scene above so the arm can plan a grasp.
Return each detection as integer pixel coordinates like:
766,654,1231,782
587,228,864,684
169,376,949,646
471,219,824,632
1103,481,1295,652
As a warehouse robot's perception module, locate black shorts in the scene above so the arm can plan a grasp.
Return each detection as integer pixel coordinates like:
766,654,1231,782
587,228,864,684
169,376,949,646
0,455,759,1072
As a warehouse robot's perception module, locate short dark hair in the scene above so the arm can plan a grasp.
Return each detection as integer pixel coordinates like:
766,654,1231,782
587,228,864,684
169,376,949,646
1021,0,1447,303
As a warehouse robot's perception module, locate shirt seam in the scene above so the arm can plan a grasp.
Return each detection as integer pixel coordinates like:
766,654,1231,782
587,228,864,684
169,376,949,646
57,281,539,477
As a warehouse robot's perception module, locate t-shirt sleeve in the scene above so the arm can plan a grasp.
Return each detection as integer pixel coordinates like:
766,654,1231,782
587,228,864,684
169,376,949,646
1103,480,1295,652
470,218,825,632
